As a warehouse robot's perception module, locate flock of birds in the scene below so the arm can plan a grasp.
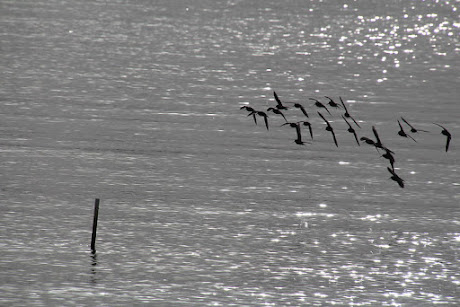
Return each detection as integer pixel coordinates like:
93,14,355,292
240,91,452,188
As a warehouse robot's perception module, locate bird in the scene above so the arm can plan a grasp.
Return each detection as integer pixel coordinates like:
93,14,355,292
273,91,289,110
318,111,338,147
401,117,429,133
300,121,313,139
324,96,342,109
240,105,255,112
342,116,360,145
281,122,304,145
433,123,452,152
289,102,309,118
248,110,269,130
340,97,360,128
382,148,396,170
387,167,404,188
241,106,258,125
397,120,417,142
360,136,376,146
267,107,287,122
310,98,332,115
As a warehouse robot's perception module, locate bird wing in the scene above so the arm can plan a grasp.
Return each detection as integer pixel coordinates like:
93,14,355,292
372,126,383,145
446,135,451,152
273,91,282,107
387,167,396,176
248,111,258,125
262,114,269,130
317,111,328,123
331,129,338,147
408,134,417,142
342,115,352,128
307,124,313,139
353,131,360,146
433,123,446,130
339,97,348,112
279,111,287,122
299,105,309,117
295,124,302,142
350,115,361,128
401,117,415,129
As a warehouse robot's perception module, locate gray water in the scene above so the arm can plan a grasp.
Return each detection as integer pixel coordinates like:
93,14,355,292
1,0,459,305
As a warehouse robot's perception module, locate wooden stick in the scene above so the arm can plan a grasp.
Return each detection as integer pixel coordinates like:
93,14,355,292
91,198,100,253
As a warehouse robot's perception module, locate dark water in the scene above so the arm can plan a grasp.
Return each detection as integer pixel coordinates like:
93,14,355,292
1,0,459,305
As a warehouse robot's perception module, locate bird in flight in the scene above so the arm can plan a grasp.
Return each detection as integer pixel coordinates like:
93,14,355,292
241,106,258,125
360,136,376,146
282,122,304,145
401,117,429,133
273,91,289,110
310,98,332,115
318,111,338,147
240,105,255,112
248,110,269,130
342,115,360,145
387,167,404,188
324,96,342,109
397,120,417,142
382,148,396,170
290,102,309,118
433,123,452,152
340,97,360,128
267,107,287,122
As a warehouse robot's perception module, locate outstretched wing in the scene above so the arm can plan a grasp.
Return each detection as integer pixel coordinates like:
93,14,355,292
372,126,383,146
446,135,451,152
353,130,360,146
273,91,283,107
401,117,415,130
317,111,328,123
330,129,338,147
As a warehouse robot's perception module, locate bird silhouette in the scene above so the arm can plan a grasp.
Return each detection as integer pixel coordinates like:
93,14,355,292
340,97,360,128
318,111,338,147
310,98,332,115
401,117,429,133
360,136,376,146
342,115,360,145
397,120,417,142
387,167,404,188
290,102,309,118
241,106,258,125
382,148,396,170
267,107,287,122
281,122,304,145
273,91,289,110
324,96,342,109
240,105,255,112
248,110,269,130
433,123,452,152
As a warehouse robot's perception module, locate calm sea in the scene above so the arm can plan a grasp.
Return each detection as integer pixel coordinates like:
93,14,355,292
1,0,459,305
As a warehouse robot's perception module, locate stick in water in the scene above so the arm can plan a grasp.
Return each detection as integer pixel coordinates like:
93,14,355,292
91,198,100,253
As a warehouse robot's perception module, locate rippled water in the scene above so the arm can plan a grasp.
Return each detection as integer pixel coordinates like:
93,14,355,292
1,0,459,305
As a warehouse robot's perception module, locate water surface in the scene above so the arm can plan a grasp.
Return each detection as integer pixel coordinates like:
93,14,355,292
1,0,459,305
